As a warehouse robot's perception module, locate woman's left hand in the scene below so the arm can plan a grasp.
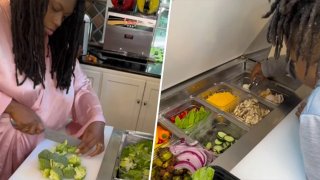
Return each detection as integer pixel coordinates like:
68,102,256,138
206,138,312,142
77,121,105,156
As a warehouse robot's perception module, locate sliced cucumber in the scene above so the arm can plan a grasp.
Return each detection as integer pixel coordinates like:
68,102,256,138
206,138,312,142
224,135,235,143
222,142,230,149
213,145,224,154
217,131,227,141
214,139,223,145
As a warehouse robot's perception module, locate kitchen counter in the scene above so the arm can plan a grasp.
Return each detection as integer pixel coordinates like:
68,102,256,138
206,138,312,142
230,85,312,180
80,47,162,79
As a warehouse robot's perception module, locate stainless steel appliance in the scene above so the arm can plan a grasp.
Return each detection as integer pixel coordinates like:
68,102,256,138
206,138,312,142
103,10,156,57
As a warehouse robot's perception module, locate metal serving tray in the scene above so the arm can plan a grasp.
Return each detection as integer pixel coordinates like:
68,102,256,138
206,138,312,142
190,115,248,157
229,72,295,106
161,98,214,135
113,130,153,180
197,82,273,128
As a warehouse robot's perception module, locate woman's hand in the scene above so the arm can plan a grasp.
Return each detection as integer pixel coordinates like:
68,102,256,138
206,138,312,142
5,99,44,135
251,63,266,80
77,121,105,157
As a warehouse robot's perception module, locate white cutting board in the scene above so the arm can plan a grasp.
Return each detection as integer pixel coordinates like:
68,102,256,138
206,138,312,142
10,126,113,180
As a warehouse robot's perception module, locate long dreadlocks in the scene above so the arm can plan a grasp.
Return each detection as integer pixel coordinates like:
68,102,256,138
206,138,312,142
263,0,320,77
10,0,85,93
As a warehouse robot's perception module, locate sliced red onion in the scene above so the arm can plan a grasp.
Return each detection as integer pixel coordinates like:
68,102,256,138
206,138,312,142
176,153,203,168
177,150,205,165
174,160,197,173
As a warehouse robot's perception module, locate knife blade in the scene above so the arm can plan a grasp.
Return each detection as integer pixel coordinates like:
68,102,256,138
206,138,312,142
44,128,81,146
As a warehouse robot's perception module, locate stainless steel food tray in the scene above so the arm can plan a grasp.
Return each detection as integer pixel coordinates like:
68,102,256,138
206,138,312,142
160,98,215,135
113,130,153,180
196,82,273,129
190,115,248,156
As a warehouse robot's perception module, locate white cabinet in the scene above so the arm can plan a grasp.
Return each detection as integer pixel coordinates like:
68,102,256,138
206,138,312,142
136,82,160,134
81,64,160,134
82,68,102,96
100,73,146,131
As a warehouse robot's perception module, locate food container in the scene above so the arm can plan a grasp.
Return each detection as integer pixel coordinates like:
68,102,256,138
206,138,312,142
113,131,153,180
197,83,241,112
154,123,179,150
198,82,273,127
162,99,213,135
229,72,289,105
190,115,247,156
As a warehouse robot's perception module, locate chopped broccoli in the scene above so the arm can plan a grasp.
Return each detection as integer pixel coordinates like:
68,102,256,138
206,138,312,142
50,153,68,168
38,149,53,160
63,165,76,179
68,154,81,166
49,167,63,180
39,158,51,170
55,140,68,154
120,157,135,172
67,146,77,153
74,166,86,180
41,169,51,178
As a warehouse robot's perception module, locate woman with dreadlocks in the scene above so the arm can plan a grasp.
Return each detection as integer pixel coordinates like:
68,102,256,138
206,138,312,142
0,0,106,178
251,0,320,179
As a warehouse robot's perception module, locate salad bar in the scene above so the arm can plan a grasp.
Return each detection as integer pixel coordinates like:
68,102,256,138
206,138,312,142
153,57,302,178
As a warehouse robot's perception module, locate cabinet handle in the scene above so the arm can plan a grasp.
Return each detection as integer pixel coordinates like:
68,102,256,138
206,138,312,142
137,100,141,104
143,102,147,106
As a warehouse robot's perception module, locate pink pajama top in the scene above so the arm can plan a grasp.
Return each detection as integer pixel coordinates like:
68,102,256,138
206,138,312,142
0,0,106,179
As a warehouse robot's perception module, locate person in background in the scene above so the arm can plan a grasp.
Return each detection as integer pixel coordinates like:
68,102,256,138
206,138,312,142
0,0,106,179
251,0,320,179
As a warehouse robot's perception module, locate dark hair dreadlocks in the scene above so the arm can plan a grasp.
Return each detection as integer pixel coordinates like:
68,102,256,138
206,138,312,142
263,0,320,77
10,0,85,93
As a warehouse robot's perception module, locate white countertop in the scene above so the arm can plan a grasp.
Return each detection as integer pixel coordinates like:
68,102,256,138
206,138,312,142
231,106,306,180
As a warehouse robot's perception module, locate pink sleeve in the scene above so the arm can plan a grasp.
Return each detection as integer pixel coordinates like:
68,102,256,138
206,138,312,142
66,60,106,138
0,91,12,115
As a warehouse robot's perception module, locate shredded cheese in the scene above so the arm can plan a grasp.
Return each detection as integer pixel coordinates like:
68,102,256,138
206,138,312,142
206,92,238,112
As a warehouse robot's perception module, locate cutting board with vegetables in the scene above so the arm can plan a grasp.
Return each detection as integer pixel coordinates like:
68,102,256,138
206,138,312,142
10,126,113,180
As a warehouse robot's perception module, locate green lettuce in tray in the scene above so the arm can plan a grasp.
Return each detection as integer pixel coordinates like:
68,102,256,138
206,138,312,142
38,140,86,180
174,106,210,130
118,140,153,180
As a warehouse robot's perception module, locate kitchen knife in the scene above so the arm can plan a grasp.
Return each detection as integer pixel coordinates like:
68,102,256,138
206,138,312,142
44,128,81,146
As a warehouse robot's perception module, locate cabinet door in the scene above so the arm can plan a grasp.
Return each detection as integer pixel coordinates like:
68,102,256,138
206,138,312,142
82,68,102,96
136,81,160,134
100,73,146,131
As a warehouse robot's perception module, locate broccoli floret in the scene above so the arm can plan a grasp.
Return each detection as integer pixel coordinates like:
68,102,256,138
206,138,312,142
41,168,51,178
38,149,53,160
63,165,76,179
120,157,135,172
39,158,51,170
68,154,81,166
49,167,63,180
67,146,77,153
74,166,86,180
54,140,69,155
50,153,68,168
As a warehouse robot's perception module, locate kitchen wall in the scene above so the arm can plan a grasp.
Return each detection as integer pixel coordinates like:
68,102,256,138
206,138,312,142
161,0,272,90
85,0,112,43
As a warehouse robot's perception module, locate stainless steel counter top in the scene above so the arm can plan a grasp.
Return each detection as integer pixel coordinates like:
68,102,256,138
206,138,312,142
157,57,306,171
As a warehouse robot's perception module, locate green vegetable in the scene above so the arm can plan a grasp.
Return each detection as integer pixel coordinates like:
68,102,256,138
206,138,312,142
74,166,86,180
38,149,53,160
205,142,212,150
119,140,152,180
38,140,86,180
39,158,51,170
41,169,51,178
191,167,215,180
68,154,81,166
63,165,76,178
174,107,209,131
49,167,63,180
